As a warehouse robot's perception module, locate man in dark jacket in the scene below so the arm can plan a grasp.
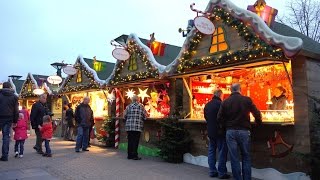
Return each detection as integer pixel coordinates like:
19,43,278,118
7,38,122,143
204,89,230,179
217,83,262,180
30,93,49,154
75,97,93,152
66,103,75,141
0,82,19,161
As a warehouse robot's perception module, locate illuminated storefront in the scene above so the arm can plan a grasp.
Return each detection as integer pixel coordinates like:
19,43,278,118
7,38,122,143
59,56,114,143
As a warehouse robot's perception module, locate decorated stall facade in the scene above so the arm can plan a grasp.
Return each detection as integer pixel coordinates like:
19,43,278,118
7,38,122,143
8,75,24,108
107,33,180,152
163,0,320,173
59,56,114,143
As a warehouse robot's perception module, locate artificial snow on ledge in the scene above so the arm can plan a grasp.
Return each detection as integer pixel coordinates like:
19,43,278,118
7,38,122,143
183,153,310,180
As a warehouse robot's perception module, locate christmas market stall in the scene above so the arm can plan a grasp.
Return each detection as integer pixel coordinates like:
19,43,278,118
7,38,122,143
105,33,180,153
8,75,24,100
162,0,320,173
58,56,114,144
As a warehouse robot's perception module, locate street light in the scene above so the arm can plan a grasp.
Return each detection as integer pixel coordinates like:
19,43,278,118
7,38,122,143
50,62,66,77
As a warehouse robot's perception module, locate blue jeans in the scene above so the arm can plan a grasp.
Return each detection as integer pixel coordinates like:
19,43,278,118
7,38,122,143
75,126,89,151
0,122,12,159
208,137,228,177
226,130,251,180
14,140,25,155
44,140,51,154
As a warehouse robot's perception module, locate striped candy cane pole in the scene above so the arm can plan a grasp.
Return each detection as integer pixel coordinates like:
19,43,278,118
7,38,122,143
115,89,120,149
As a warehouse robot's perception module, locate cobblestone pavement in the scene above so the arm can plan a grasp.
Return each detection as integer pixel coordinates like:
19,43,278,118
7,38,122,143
0,135,228,180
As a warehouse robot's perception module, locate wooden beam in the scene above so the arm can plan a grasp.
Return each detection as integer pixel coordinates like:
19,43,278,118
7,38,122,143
182,77,192,98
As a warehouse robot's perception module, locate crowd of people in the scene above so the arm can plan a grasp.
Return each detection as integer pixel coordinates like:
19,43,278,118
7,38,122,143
0,81,263,179
0,82,96,161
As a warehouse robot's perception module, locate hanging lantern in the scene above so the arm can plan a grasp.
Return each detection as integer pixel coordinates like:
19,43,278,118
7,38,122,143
247,0,278,27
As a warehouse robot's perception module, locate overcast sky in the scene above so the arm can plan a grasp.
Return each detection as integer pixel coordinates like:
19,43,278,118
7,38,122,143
0,0,287,82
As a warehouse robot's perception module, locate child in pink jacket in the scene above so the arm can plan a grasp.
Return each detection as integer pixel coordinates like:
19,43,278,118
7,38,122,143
13,113,28,158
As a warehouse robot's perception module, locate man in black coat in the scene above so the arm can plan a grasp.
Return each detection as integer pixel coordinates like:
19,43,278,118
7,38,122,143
204,89,230,179
217,83,261,180
65,103,75,140
30,93,49,154
74,97,94,152
0,82,19,161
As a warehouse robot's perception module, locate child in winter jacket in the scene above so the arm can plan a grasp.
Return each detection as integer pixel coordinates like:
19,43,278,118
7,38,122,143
39,115,53,157
13,113,28,158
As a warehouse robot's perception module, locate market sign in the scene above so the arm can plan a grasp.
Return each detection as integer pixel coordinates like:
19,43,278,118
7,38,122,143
33,88,45,95
112,48,130,61
47,75,62,85
194,16,215,35
63,65,77,75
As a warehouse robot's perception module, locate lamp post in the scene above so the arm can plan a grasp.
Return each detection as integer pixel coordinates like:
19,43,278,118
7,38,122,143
50,62,66,77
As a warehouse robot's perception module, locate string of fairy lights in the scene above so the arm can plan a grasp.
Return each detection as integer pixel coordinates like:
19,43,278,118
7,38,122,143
109,40,159,85
176,7,284,73
20,79,38,98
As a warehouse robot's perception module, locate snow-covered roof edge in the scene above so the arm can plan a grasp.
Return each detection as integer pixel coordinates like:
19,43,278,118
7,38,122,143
105,33,166,84
163,28,198,76
19,73,39,96
43,83,53,95
58,55,105,93
208,0,303,57
78,55,105,85
8,77,19,97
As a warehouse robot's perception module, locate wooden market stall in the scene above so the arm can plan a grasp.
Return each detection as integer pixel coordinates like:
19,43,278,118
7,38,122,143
106,33,180,151
162,0,320,173
58,56,114,143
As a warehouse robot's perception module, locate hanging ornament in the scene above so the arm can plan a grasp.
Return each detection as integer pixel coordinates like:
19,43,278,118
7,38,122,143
160,89,168,96
138,88,150,102
107,90,115,103
125,89,136,99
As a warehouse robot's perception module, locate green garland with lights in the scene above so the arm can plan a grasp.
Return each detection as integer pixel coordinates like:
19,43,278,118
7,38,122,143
176,7,285,73
109,40,159,85
59,65,101,94
20,79,38,98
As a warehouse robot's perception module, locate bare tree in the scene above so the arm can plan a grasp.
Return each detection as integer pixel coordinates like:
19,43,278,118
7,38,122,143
279,0,320,42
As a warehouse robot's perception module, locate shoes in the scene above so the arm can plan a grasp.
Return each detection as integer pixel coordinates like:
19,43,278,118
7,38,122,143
209,172,218,178
82,149,89,151
127,157,133,159
219,174,231,179
132,157,142,160
42,153,52,157
15,152,19,158
19,155,23,158
37,151,44,154
75,149,80,153
0,156,8,161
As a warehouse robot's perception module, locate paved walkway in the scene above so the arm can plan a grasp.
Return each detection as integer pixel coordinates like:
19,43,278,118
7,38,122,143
0,135,227,180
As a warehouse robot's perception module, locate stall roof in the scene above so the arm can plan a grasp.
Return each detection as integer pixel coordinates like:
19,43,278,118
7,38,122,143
19,73,53,97
163,0,309,76
114,34,181,66
8,78,24,96
83,58,115,80
271,22,320,57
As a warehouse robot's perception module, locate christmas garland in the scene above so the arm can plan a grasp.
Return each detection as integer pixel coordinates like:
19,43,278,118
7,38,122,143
59,65,101,93
110,40,160,85
176,7,284,73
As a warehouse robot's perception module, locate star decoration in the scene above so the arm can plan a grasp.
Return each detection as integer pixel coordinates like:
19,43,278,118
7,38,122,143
160,89,168,96
107,91,115,103
138,88,150,102
125,89,135,99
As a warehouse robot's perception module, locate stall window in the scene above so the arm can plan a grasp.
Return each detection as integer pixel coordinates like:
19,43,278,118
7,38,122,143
128,52,138,71
76,69,82,83
27,83,32,92
210,27,228,54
